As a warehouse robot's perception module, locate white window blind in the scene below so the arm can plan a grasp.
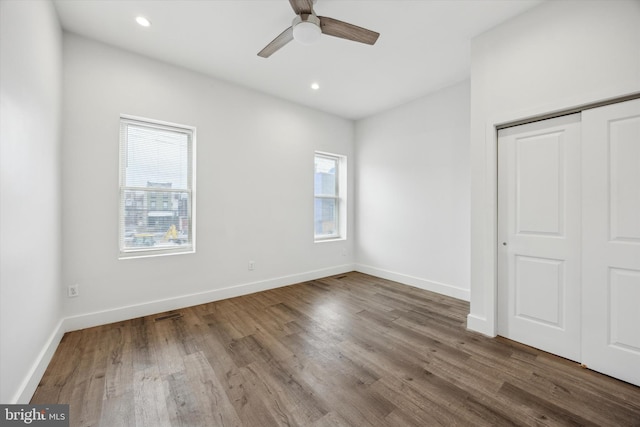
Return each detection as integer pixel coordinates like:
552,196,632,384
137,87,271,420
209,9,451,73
314,152,345,241
119,116,195,258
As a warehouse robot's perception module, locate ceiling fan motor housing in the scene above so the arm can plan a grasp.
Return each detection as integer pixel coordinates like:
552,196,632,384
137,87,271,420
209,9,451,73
292,14,322,45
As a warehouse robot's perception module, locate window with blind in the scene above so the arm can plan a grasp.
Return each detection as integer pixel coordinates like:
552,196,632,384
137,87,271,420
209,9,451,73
314,152,346,241
119,116,195,258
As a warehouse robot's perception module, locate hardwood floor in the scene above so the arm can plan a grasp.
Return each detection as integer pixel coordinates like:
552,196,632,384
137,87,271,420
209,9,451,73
32,272,640,426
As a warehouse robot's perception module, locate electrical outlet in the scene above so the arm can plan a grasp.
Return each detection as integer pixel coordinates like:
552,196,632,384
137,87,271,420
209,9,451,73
248,261,255,271
68,284,79,298
342,248,347,257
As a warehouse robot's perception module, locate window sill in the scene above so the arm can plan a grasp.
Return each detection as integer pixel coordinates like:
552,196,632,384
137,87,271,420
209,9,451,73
119,247,195,260
314,236,346,244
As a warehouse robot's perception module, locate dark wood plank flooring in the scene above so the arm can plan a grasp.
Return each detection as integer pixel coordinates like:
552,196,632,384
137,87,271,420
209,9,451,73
31,272,640,426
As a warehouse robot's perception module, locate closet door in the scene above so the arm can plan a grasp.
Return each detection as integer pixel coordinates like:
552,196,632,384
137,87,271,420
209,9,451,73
582,98,640,386
497,114,582,362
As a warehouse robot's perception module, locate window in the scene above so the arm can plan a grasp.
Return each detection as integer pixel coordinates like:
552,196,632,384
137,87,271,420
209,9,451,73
119,116,195,258
314,152,346,241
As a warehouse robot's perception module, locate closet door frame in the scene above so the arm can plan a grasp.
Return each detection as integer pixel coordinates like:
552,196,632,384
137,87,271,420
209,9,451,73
467,93,640,339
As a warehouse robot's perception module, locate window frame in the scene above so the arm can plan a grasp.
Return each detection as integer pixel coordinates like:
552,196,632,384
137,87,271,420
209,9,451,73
314,151,347,242
118,115,196,259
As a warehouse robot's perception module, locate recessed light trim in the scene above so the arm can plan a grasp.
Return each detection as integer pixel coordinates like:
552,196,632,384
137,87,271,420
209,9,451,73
136,16,151,27
311,82,320,90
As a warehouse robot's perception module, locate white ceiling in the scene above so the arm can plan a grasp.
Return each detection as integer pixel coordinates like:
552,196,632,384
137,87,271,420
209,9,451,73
53,0,544,120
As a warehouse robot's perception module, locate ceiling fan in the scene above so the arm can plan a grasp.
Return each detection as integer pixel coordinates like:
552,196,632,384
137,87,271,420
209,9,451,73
258,0,380,58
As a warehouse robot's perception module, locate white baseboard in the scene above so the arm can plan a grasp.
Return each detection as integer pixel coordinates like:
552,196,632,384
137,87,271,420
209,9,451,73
466,313,496,337
12,319,65,404
62,264,356,332
355,264,470,301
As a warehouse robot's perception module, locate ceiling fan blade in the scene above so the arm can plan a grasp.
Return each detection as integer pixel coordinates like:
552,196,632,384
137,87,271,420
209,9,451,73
319,16,379,45
289,0,314,15
258,27,294,58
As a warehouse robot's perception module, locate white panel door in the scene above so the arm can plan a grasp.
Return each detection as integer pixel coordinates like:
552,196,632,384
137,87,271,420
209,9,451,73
582,98,640,386
498,114,582,362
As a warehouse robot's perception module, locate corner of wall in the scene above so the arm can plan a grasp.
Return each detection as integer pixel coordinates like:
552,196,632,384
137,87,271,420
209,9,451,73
466,313,495,337
356,264,470,302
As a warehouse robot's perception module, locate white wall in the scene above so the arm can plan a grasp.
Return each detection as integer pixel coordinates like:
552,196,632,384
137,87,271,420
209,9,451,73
0,0,63,403
468,0,640,335
61,34,355,327
355,80,470,300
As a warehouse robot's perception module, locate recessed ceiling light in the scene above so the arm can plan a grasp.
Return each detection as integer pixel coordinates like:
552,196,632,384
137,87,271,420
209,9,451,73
136,16,151,27
311,82,320,90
